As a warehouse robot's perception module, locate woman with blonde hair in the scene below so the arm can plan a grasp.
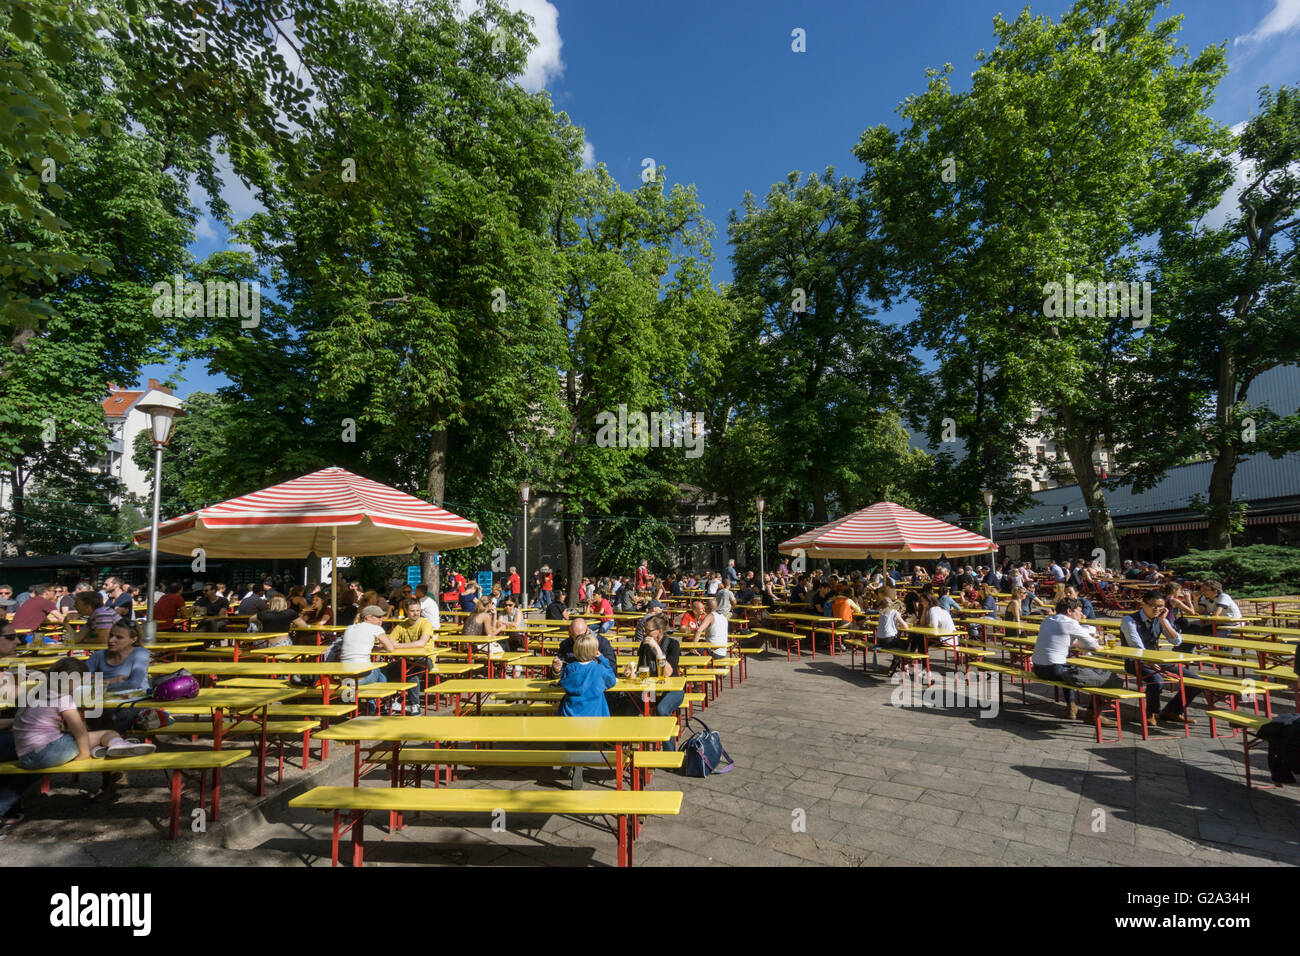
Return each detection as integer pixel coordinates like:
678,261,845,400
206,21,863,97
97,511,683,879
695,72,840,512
254,594,299,648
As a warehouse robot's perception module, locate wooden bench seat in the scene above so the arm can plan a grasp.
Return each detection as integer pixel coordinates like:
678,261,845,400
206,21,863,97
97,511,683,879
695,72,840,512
290,784,683,866
970,661,1147,742
750,627,805,661
1207,709,1275,789
478,701,560,715
0,749,251,838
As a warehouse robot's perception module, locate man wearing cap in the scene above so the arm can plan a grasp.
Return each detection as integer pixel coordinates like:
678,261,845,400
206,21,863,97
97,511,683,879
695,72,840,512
340,605,406,689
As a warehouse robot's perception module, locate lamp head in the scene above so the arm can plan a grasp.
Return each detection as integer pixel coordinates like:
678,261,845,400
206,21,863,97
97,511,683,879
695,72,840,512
136,389,186,446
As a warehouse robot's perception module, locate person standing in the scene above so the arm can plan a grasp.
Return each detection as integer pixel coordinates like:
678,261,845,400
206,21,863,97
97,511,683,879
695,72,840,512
636,560,650,592
723,559,738,586
540,568,554,608
507,566,521,604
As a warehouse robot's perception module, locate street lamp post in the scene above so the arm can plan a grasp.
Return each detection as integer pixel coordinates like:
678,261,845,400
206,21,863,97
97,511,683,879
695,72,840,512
136,389,185,646
755,496,766,589
983,489,995,572
519,481,531,615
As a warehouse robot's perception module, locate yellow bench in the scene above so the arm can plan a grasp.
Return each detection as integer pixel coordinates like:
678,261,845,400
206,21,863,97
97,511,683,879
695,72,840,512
478,701,560,715
1206,709,1275,789
289,785,683,866
368,747,682,789
0,749,251,838
352,682,418,715
971,661,1148,742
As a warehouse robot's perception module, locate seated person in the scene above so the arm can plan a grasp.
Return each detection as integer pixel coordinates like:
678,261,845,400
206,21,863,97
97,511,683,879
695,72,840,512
192,583,231,633
253,594,301,648
679,599,705,631
627,613,684,741
339,606,408,704
545,590,570,621
587,590,615,634
152,582,186,631
1063,584,1095,621
1121,591,1201,727
10,583,66,639
557,632,616,717
553,617,617,672
66,591,119,644
1030,597,1120,725
830,590,864,629
5,658,153,774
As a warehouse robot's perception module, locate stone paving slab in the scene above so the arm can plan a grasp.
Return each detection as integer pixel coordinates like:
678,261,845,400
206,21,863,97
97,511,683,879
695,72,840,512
2,649,1297,866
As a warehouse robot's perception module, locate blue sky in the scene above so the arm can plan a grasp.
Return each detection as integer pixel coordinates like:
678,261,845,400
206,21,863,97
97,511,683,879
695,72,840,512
145,0,1300,396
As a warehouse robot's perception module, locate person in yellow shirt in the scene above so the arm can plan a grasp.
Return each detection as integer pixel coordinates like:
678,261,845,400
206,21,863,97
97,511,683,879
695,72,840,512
389,599,434,646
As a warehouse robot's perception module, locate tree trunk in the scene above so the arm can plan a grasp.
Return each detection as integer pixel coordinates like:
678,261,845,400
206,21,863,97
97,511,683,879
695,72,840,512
1206,348,1239,549
1058,411,1121,568
565,518,583,609
10,467,26,555
810,468,828,524
422,426,447,595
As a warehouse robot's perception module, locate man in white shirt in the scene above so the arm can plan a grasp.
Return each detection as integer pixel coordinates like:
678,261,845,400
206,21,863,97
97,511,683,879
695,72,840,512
922,595,958,648
1198,581,1240,620
340,605,400,689
1049,560,1066,583
414,584,440,630
1031,598,1120,723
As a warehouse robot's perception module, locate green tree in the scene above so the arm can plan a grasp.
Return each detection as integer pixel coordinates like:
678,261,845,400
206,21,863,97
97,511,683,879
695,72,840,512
230,0,580,589
854,0,1229,565
1136,86,1300,547
548,164,731,602
725,168,913,531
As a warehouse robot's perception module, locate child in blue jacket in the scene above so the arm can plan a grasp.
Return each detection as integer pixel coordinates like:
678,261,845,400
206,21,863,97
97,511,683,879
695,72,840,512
557,633,617,717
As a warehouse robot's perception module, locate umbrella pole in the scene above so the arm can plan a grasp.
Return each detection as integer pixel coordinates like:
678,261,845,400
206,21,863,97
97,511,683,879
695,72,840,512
331,528,338,624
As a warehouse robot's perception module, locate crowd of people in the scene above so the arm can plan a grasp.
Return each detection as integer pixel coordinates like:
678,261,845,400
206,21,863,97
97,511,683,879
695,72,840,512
0,551,1261,808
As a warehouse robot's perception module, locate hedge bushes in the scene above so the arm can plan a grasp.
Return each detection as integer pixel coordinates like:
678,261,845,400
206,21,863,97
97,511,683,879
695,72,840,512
1166,545,1300,598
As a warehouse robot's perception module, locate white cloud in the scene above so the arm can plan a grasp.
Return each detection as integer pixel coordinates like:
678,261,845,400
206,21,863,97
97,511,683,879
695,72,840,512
455,0,564,91
506,0,564,92
194,216,218,241
1204,122,1252,230
1234,0,1300,45
580,139,595,169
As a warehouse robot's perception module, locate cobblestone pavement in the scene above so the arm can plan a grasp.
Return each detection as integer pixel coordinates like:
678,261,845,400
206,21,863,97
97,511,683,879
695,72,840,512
3,650,1297,866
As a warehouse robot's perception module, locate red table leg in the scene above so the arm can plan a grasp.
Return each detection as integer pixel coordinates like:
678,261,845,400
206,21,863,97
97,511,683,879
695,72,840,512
211,708,224,822
351,810,365,867
168,770,181,839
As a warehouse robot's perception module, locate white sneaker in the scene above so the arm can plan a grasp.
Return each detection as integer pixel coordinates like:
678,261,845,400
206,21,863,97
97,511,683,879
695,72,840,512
91,746,109,759
107,739,156,759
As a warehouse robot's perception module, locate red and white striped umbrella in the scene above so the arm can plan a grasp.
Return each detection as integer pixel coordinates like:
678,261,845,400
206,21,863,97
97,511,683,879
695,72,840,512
133,466,482,558
778,501,995,560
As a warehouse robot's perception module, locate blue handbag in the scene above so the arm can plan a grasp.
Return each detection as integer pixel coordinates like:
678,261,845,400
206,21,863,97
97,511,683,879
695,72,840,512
680,717,734,777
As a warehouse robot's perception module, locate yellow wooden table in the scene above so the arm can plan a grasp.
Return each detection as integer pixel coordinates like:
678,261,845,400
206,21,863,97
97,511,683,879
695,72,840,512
766,613,846,657
129,685,299,808
317,714,679,805
148,660,382,706
1178,634,1298,669
426,676,687,715
1225,624,1300,643
1086,646,1212,738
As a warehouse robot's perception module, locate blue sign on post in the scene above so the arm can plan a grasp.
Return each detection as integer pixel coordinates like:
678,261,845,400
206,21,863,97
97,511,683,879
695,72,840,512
407,565,421,587
477,571,494,592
